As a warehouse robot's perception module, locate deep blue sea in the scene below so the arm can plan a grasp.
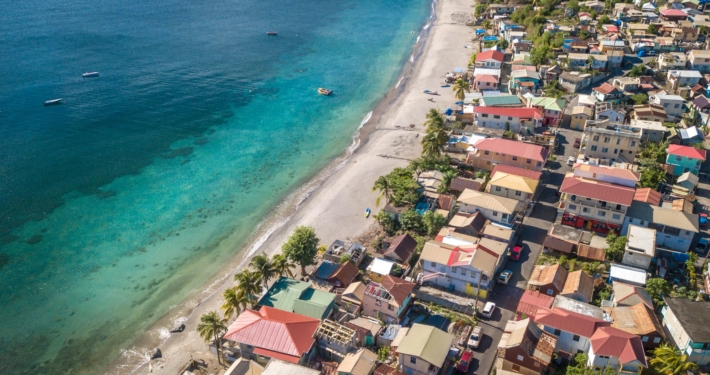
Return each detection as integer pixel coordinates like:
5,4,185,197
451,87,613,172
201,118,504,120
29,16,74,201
0,0,431,373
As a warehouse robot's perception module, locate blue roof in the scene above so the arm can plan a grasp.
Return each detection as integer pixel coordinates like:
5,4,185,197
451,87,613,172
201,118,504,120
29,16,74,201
315,261,340,279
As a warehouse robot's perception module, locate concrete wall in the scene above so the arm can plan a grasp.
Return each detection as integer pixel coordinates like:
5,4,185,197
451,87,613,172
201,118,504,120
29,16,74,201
399,353,438,375
622,250,653,270
544,327,591,355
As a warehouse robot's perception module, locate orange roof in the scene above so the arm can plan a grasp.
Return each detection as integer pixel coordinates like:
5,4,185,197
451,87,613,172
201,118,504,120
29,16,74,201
476,50,505,62
517,290,554,318
561,270,594,301
474,138,549,162
528,264,568,291
491,164,543,180
381,275,416,306
534,307,610,338
590,326,648,366
633,188,661,206
475,74,499,83
560,175,635,206
224,306,320,358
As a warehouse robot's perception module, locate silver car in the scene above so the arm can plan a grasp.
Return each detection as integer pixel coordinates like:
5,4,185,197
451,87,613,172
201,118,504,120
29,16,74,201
498,270,512,284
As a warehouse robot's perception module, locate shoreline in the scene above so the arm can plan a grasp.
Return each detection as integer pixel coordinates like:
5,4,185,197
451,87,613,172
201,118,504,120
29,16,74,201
111,0,474,372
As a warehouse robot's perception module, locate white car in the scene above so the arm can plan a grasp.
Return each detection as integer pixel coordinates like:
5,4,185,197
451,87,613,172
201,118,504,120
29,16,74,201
498,270,512,284
480,301,496,319
567,156,575,166
468,326,483,349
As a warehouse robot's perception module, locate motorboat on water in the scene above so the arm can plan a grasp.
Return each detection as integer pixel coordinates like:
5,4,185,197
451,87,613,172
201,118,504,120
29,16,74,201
82,72,100,78
43,98,63,106
318,88,332,96
266,31,278,35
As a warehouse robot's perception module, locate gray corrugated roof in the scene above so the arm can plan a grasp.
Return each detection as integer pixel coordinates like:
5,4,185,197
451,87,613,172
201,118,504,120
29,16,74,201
664,298,710,343
626,201,699,232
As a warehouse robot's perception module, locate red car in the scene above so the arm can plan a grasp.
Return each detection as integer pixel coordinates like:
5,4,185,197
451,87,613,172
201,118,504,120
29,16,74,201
510,245,522,261
456,349,474,373
574,138,581,148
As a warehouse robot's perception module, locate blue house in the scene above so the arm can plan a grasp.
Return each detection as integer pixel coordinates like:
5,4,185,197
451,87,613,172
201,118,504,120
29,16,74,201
509,69,541,94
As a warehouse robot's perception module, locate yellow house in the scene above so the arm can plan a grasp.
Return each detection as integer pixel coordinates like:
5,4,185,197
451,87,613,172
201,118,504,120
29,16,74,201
570,106,594,130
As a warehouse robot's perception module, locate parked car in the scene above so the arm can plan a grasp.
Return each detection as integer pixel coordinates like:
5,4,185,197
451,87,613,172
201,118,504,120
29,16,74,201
567,156,575,166
498,270,512,285
456,349,474,373
700,213,708,227
696,238,709,253
480,302,496,319
510,245,522,261
574,138,581,148
468,326,483,349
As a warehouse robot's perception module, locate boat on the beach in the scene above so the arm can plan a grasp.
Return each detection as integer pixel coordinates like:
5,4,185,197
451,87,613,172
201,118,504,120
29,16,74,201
423,90,438,95
43,98,63,106
82,72,100,78
266,31,278,35
364,208,371,218
318,88,332,96
440,84,450,88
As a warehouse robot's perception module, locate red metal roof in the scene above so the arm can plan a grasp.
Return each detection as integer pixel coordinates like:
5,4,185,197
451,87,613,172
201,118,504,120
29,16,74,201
633,188,661,206
517,290,554,319
473,106,543,119
667,144,707,161
475,74,499,83
593,82,619,95
473,138,549,162
381,275,416,305
660,9,687,16
604,25,619,32
476,50,505,63
559,175,635,206
492,164,543,180
253,347,301,363
534,307,610,338
590,326,648,366
223,306,320,358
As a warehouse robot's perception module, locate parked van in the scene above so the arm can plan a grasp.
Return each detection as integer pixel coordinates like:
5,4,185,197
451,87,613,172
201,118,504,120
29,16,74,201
480,302,496,319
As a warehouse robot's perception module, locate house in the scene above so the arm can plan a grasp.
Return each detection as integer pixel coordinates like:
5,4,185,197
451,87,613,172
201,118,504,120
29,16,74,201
633,104,667,122
472,106,544,132
583,0,606,12
613,77,641,93
437,194,456,219
622,201,699,252
571,106,594,130
366,258,395,282
658,52,688,71
344,317,382,347
495,318,558,375
587,326,647,374
397,324,455,375
611,281,654,308
475,50,505,69
258,277,336,320
341,281,366,314
667,70,703,90
582,123,641,163
487,164,542,203
567,53,593,70
449,177,483,194
540,65,561,82
677,126,705,146
666,144,707,175
558,172,636,232
383,233,417,265
661,297,710,365
482,223,515,244
419,240,502,298
223,306,321,365
604,303,664,350
473,74,500,91
529,97,567,126
534,307,611,355
629,120,667,143
446,212,487,237
480,95,524,107
689,49,710,73
315,320,358,361
592,83,625,104
313,260,359,289
622,225,656,270
649,94,686,119
362,275,415,324
689,95,710,122
559,72,593,93
528,264,568,297
509,70,542,94
560,270,594,303
578,94,598,109
325,241,366,266
488,4,517,15
677,171,699,191
457,189,521,225
261,359,320,375
466,138,548,172
337,349,378,375
600,41,626,68
609,263,648,286
516,290,555,321
634,187,661,206
660,8,689,21
595,102,626,122
417,170,443,193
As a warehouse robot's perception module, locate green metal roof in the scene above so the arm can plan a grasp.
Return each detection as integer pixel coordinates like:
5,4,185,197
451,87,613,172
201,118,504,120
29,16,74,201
258,277,335,319
480,95,522,106
530,97,567,111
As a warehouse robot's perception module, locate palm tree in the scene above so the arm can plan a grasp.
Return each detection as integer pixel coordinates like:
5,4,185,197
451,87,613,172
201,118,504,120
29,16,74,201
233,269,261,307
197,311,227,365
249,252,278,289
222,286,250,321
452,79,470,103
650,344,698,375
438,170,458,193
272,254,295,278
372,175,393,207
422,132,444,158
424,109,444,130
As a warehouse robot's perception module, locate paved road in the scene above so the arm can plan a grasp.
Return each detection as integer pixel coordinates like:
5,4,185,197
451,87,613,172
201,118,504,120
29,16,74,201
466,127,581,375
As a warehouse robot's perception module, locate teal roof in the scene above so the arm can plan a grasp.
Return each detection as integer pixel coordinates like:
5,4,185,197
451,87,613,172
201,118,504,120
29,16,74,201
530,97,567,111
258,277,335,319
480,95,522,106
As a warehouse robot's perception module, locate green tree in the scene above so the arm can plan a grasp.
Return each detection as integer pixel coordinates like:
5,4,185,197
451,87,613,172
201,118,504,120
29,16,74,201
543,80,564,98
631,93,648,105
383,167,420,207
475,4,486,17
272,253,295,278
222,287,250,321
377,346,391,361
693,142,706,150
452,78,470,103
496,39,509,50
249,252,277,289
648,24,659,35
422,211,446,236
282,226,320,276
422,131,445,158
482,19,492,30
645,278,670,307
438,170,458,193
339,253,352,264
399,209,422,233
604,232,626,262
197,311,228,365
650,344,699,375
424,109,445,130
599,15,611,24
638,159,668,190
372,175,393,207
374,210,397,235
233,269,262,307
629,64,644,77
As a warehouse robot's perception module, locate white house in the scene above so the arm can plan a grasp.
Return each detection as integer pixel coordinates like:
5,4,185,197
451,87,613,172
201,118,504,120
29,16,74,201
534,307,610,355
571,163,640,188
622,201,699,252
472,106,544,132
588,327,647,374
595,102,626,122
475,50,505,68
648,94,686,119
667,70,703,89
622,225,656,270
457,189,521,225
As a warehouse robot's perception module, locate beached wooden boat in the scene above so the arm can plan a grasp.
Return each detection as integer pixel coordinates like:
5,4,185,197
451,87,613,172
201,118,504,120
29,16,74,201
423,90,438,95
364,208,371,218
318,88,332,96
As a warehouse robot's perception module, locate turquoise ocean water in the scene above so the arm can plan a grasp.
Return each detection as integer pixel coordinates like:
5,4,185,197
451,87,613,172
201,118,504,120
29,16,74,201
0,0,431,373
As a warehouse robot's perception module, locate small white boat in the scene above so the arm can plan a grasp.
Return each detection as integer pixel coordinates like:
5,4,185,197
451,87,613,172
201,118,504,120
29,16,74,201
82,72,100,78
266,31,278,35
43,98,63,106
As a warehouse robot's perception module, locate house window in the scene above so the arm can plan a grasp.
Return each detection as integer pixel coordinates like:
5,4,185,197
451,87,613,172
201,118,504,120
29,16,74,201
602,147,609,153
653,337,661,343
431,262,437,268
616,138,621,145
603,137,610,143
461,268,466,275
495,186,502,192
428,364,436,372
613,149,618,154
388,303,394,311
493,211,498,216
569,204,577,210
410,356,416,364
616,204,621,210
675,104,680,108
515,190,522,196
517,355,524,361
593,135,600,141
537,162,542,167
675,156,682,162
642,336,649,342
591,145,598,151
502,213,509,220
484,150,490,155
554,329,561,335
508,117,513,120
612,214,621,220
547,289,554,295
583,207,591,213
573,335,580,342
452,267,458,273
527,159,532,163
512,156,518,161
598,211,606,217
494,115,501,119
631,140,637,147
482,114,489,118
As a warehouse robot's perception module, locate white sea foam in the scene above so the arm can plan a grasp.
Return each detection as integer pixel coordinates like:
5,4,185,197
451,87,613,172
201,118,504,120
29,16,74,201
423,23,431,30
396,76,404,89
416,35,421,44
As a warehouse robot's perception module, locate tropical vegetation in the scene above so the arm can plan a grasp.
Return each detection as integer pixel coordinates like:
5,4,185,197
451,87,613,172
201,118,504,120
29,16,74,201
282,225,320,276
197,311,228,365
650,344,698,375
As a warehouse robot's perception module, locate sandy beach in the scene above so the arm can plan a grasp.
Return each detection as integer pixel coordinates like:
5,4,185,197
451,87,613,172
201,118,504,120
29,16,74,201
123,0,474,373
